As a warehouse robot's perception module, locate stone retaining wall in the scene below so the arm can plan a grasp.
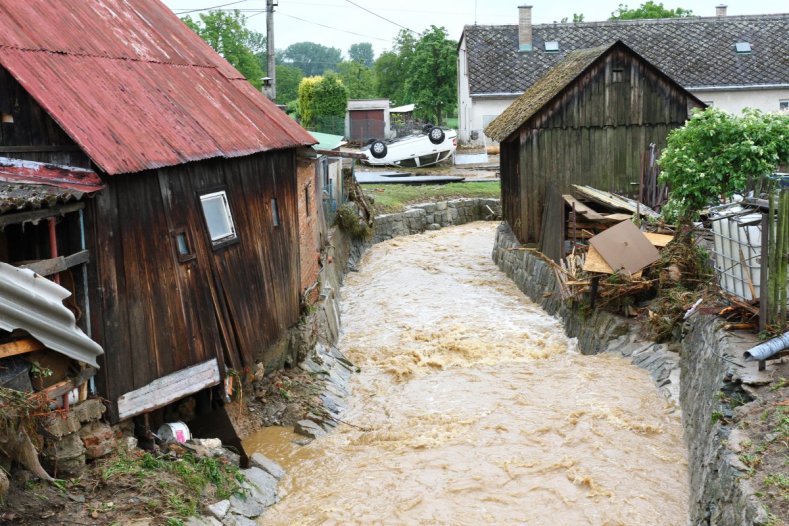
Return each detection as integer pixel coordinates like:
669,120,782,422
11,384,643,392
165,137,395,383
372,198,501,243
492,222,766,525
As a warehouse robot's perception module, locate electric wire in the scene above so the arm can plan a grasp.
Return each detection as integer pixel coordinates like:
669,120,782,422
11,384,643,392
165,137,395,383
173,0,253,15
341,0,417,33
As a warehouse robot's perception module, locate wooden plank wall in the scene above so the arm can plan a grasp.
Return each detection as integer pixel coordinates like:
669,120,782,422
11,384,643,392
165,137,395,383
89,151,301,420
500,49,701,245
0,67,91,168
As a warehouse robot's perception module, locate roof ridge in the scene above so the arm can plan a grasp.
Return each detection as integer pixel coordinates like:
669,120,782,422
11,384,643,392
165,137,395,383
464,12,789,31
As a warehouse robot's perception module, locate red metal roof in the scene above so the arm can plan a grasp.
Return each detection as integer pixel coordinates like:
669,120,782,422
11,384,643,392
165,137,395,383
0,0,316,175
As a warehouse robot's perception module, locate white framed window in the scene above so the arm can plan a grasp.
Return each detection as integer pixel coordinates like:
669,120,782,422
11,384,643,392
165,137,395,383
199,190,237,245
780,100,789,111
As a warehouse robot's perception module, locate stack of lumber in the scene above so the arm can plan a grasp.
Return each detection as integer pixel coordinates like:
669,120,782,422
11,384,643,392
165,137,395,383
565,185,661,241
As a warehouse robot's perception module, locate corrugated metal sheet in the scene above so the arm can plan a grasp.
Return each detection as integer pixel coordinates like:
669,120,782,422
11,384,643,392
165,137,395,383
0,157,104,213
0,0,316,175
0,262,103,368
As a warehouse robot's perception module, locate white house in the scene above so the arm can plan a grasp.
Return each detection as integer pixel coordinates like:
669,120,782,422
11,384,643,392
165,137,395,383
458,5,789,146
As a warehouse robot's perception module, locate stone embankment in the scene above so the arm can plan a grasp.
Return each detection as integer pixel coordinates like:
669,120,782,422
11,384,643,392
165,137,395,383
492,222,767,526
372,198,501,243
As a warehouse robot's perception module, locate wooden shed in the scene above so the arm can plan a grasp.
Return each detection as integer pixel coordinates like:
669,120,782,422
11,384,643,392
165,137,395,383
485,41,704,258
0,0,316,422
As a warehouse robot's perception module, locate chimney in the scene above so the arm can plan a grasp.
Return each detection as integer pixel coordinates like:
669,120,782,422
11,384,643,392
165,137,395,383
716,4,727,17
518,5,533,52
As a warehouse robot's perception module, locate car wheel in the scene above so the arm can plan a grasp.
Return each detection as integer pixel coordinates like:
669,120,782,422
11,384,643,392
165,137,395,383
370,140,387,159
427,127,445,144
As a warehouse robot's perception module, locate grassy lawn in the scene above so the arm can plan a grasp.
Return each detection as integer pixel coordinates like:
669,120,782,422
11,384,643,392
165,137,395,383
366,181,500,214
445,117,458,129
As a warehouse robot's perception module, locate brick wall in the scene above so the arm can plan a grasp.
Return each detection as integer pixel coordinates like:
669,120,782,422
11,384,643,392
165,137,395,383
296,158,321,303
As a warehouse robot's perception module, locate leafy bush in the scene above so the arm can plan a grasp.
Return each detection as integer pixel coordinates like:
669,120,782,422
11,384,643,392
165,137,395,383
335,204,371,240
658,108,789,222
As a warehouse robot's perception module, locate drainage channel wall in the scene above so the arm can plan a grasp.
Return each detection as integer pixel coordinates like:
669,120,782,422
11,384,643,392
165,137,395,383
492,222,766,526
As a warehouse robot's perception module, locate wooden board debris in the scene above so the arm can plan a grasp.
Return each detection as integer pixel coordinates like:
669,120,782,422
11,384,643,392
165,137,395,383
563,194,605,220
643,232,674,247
573,184,659,218
0,338,44,359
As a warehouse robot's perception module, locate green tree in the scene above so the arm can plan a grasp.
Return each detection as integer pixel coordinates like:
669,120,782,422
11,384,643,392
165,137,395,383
297,73,348,134
275,64,303,104
349,43,375,67
281,42,342,76
337,61,377,99
182,10,265,88
374,30,417,106
560,13,585,23
610,1,692,20
404,26,457,125
658,108,789,221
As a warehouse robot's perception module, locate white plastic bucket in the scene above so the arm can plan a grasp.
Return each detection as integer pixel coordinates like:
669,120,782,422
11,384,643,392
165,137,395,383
157,421,191,444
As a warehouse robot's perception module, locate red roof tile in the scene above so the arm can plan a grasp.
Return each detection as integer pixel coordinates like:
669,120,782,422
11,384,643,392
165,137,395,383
0,0,315,175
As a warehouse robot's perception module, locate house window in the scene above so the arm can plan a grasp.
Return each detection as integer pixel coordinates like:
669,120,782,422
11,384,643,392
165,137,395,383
780,100,789,111
271,197,280,227
1,113,13,124
172,230,196,262
544,41,559,53
612,68,625,83
734,42,752,54
199,190,237,245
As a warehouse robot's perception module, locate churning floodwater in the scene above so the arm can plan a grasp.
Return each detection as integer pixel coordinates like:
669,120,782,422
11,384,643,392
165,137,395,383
248,222,688,525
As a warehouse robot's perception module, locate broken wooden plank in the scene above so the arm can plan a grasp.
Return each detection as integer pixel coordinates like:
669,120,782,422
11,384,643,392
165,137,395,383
116,359,221,420
0,338,45,359
572,185,659,218
563,194,605,220
602,213,633,222
19,250,89,277
583,245,615,274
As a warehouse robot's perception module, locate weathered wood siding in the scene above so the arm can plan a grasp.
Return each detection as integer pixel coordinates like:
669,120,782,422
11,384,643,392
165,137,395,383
88,152,301,420
502,49,702,244
0,67,91,168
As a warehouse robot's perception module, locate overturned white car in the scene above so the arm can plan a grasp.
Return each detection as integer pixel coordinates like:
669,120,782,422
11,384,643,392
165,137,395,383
360,126,457,168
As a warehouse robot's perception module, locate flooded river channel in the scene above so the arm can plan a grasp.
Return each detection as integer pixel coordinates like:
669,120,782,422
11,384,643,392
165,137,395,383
249,222,688,525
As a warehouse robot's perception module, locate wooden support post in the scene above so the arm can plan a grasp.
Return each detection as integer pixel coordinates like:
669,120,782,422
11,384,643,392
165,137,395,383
760,212,770,333
590,276,600,309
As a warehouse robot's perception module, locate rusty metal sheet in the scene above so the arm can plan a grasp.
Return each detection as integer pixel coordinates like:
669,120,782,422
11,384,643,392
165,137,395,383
0,261,103,368
589,220,659,275
0,157,103,213
0,0,315,175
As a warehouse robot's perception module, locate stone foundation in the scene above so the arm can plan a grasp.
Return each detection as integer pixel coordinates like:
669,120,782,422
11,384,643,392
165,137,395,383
492,222,767,525
373,198,501,243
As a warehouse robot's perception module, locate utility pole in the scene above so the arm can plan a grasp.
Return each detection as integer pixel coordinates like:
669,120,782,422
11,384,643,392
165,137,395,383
266,0,276,101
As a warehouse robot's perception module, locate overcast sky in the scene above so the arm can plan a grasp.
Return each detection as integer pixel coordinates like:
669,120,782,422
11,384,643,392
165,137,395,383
162,0,789,58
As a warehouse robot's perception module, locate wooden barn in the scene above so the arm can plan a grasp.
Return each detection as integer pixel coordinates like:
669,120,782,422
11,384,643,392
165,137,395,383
485,41,704,259
0,0,316,423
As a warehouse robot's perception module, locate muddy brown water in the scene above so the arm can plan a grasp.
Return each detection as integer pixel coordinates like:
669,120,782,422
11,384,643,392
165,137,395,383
246,222,688,525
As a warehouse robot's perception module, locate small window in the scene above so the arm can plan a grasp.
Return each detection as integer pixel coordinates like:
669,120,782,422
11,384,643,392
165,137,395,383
199,190,236,245
304,184,312,217
544,41,559,52
172,230,196,262
780,100,789,111
1,113,13,124
734,42,751,54
612,68,625,83
271,197,280,227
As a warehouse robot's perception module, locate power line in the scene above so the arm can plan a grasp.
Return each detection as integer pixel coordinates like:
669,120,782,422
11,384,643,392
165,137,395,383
279,12,390,42
341,0,417,34
173,0,253,15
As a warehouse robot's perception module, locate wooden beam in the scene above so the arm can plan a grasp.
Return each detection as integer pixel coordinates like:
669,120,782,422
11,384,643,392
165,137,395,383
0,338,45,359
19,250,89,276
563,194,605,220
0,202,84,228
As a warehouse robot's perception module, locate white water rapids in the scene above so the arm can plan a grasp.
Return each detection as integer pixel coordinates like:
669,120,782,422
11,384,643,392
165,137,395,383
247,222,688,525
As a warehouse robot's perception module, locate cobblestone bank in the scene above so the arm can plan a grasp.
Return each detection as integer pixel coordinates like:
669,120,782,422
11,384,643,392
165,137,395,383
372,198,501,243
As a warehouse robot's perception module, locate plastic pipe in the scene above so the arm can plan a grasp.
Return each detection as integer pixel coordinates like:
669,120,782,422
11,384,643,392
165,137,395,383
743,331,789,361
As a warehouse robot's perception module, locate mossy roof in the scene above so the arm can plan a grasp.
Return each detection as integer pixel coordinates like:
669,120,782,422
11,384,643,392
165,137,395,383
485,44,611,142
